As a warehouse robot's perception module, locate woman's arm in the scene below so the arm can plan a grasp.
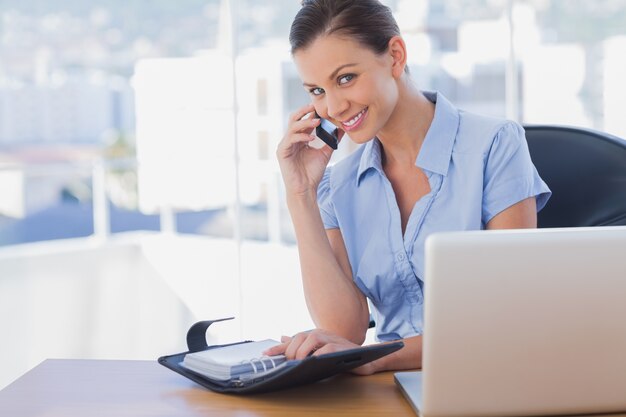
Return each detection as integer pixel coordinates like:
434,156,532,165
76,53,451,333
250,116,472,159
352,335,423,375
486,197,537,229
276,103,370,344
287,194,370,344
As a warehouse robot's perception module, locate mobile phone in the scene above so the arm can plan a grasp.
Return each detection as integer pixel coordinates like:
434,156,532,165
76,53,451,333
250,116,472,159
315,112,339,150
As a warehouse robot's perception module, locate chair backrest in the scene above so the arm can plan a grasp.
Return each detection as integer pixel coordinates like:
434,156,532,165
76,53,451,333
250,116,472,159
524,125,626,228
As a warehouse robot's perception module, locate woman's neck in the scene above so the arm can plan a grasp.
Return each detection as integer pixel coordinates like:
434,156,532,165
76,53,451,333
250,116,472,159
377,78,435,168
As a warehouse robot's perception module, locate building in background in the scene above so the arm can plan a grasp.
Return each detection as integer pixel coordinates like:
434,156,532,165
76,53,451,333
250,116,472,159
0,74,134,146
1,0,626,246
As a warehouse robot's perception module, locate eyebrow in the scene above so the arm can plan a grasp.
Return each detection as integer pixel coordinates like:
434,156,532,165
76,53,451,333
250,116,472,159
302,63,358,88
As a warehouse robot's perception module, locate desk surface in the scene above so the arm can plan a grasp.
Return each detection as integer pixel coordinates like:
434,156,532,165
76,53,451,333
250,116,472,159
0,359,415,417
2,360,625,417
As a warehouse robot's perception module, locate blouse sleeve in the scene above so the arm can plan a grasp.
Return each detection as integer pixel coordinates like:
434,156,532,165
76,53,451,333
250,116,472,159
317,167,339,229
482,121,551,224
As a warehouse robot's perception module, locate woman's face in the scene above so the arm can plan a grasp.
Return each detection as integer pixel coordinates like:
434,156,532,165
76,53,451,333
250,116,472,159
293,34,399,144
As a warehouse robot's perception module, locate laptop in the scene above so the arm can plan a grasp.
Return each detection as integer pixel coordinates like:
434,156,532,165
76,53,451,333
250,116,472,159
395,226,626,417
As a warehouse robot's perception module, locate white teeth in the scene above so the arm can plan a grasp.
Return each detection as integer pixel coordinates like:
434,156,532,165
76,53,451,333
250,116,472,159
343,109,365,127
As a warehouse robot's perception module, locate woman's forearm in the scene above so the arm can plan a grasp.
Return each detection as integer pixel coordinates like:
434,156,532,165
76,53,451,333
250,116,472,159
287,191,370,343
370,335,423,373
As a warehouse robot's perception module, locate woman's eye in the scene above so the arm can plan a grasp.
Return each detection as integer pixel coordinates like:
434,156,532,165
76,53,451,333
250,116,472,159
338,74,355,85
310,87,324,96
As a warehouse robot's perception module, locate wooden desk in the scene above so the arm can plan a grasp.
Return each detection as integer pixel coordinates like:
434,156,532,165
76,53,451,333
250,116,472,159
0,359,415,417
3,360,625,417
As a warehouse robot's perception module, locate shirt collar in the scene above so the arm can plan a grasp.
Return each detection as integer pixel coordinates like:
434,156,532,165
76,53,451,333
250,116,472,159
356,138,384,186
416,91,459,176
356,91,459,186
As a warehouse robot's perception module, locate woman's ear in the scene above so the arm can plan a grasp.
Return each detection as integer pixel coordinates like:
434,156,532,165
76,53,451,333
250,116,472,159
388,35,407,78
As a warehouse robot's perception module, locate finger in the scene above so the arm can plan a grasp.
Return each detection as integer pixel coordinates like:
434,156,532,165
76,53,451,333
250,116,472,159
290,103,316,123
277,134,316,157
294,332,328,360
280,335,293,343
312,342,343,357
287,132,316,145
289,117,320,135
263,342,288,356
284,332,308,360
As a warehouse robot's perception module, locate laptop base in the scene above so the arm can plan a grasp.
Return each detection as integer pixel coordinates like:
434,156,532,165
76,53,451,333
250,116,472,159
394,371,423,416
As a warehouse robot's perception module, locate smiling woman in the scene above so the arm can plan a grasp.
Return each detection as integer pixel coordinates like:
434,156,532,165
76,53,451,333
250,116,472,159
272,0,551,375
294,34,407,144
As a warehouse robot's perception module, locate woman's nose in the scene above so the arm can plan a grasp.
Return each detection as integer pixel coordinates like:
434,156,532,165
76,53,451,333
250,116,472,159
325,92,349,122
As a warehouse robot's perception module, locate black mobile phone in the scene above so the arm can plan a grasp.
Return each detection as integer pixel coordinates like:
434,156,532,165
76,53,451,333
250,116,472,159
315,112,339,150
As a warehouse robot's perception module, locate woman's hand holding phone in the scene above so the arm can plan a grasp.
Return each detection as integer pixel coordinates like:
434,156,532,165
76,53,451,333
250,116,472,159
276,103,342,198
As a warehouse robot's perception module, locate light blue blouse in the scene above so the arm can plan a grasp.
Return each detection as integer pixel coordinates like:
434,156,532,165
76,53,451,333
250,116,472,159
317,91,551,342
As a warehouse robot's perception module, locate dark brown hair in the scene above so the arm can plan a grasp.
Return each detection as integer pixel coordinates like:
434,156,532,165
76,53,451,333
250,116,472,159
290,0,401,57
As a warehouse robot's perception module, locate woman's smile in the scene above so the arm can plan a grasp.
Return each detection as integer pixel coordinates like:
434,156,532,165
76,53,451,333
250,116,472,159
340,107,368,132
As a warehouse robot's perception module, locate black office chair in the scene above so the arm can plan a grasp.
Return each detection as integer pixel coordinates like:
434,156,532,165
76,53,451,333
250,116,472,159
524,125,626,228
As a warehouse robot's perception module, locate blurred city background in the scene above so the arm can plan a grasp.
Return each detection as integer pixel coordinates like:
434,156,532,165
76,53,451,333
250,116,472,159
1,0,625,389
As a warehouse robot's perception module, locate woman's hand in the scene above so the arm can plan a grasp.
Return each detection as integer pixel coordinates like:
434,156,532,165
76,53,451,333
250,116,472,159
263,329,377,376
276,103,339,198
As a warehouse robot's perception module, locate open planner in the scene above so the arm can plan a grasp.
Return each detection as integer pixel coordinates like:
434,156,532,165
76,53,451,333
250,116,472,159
182,339,287,381
158,318,404,394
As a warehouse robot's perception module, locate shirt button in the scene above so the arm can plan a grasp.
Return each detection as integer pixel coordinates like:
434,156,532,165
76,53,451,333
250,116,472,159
397,253,405,262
